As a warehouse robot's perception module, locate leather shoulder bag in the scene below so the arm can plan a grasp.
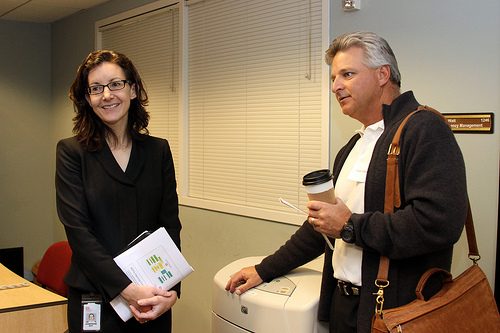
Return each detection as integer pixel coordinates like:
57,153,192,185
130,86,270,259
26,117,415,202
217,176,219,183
371,106,500,333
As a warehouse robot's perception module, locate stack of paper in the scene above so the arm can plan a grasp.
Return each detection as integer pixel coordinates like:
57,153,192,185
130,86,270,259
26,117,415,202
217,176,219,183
110,227,194,321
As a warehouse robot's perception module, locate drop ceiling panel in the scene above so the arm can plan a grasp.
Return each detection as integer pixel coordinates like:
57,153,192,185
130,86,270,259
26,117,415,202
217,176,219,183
0,0,111,23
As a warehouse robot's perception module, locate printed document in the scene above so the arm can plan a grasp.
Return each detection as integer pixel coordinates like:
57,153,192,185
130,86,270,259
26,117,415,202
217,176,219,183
110,227,194,321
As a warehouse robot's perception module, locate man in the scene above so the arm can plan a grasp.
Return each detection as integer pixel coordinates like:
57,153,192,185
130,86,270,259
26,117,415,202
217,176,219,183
226,32,467,333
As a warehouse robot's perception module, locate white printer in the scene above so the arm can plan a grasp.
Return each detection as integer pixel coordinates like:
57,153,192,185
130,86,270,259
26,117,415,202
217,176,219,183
212,256,328,333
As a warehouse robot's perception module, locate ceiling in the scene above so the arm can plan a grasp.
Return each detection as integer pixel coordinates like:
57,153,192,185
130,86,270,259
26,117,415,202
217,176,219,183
0,0,111,23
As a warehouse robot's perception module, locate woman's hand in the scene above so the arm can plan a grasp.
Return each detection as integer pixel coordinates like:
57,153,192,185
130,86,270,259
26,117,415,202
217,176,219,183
129,288,178,323
121,283,177,323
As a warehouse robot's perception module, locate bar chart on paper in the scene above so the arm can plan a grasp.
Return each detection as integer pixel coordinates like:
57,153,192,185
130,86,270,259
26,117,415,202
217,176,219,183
144,252,174,283
119,238,193,289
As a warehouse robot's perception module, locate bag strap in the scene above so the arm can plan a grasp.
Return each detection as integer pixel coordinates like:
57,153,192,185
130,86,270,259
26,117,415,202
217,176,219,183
383,105,446,213
374,105,478,316
465,203,480,259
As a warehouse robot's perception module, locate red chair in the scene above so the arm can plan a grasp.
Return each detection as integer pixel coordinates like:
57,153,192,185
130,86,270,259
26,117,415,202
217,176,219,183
36,241,72,297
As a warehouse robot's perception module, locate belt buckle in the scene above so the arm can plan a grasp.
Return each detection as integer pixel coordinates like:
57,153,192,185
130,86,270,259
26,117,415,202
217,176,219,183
337,280,360,296
341,282,350,296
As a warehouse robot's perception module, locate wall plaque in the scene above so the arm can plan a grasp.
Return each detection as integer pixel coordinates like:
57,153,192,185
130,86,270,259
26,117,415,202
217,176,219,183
442,113,494,133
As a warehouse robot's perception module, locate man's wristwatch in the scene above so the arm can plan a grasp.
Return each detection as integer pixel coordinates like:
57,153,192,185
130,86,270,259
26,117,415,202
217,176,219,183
340,218,356,243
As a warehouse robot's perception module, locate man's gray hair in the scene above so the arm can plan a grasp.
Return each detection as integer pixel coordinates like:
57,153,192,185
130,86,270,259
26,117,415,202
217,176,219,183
325,32,401,87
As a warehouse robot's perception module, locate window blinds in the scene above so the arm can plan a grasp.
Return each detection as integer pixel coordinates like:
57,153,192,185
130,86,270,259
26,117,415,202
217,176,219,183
185,0,328,224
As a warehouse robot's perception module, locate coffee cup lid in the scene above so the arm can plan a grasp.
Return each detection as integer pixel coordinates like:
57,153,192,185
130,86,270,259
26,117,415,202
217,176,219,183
302,169,332,186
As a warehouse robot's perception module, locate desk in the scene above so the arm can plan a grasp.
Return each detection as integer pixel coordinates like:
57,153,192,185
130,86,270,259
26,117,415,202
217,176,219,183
0,263,68,332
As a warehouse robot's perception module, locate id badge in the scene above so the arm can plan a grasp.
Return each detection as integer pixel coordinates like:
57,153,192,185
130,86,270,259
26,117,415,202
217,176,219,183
82,294,102,332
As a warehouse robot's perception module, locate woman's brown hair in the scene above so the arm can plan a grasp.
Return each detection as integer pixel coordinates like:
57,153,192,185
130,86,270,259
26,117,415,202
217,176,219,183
69,50,149,151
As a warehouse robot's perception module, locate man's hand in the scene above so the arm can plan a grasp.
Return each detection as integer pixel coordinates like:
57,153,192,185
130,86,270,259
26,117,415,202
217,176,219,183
307,198,352,238
225,266,263,295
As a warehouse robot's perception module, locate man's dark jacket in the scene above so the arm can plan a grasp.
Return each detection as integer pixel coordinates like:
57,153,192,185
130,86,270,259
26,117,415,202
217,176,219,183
255,91,468,333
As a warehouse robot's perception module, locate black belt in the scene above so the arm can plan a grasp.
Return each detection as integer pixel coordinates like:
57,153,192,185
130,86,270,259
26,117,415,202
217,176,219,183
337,280,361,296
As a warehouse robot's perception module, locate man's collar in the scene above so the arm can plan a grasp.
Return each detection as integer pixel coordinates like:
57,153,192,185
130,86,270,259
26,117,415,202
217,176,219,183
382,91,420,126
356,119,384,136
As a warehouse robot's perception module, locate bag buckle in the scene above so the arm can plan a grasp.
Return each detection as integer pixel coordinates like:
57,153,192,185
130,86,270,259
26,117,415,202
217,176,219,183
373,279,390,315
387,143,400,156
469,254,481,265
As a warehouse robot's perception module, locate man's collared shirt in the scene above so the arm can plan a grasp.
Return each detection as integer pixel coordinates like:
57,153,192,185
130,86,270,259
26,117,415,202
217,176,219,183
332,119,384,286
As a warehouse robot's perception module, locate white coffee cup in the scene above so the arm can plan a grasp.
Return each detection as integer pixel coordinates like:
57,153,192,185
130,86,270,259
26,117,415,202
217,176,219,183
302,169,336,204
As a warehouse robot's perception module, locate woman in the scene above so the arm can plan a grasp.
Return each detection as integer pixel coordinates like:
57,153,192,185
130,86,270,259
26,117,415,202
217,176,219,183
56,50,182,332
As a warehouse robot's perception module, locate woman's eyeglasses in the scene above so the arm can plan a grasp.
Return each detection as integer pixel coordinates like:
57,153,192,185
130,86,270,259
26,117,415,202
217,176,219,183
87,80,130,95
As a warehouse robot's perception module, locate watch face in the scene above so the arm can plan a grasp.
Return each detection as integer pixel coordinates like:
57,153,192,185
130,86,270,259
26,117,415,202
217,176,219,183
341,223,355,243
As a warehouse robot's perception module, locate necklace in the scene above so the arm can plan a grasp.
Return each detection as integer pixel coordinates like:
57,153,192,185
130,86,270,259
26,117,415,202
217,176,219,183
106,134,131,151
